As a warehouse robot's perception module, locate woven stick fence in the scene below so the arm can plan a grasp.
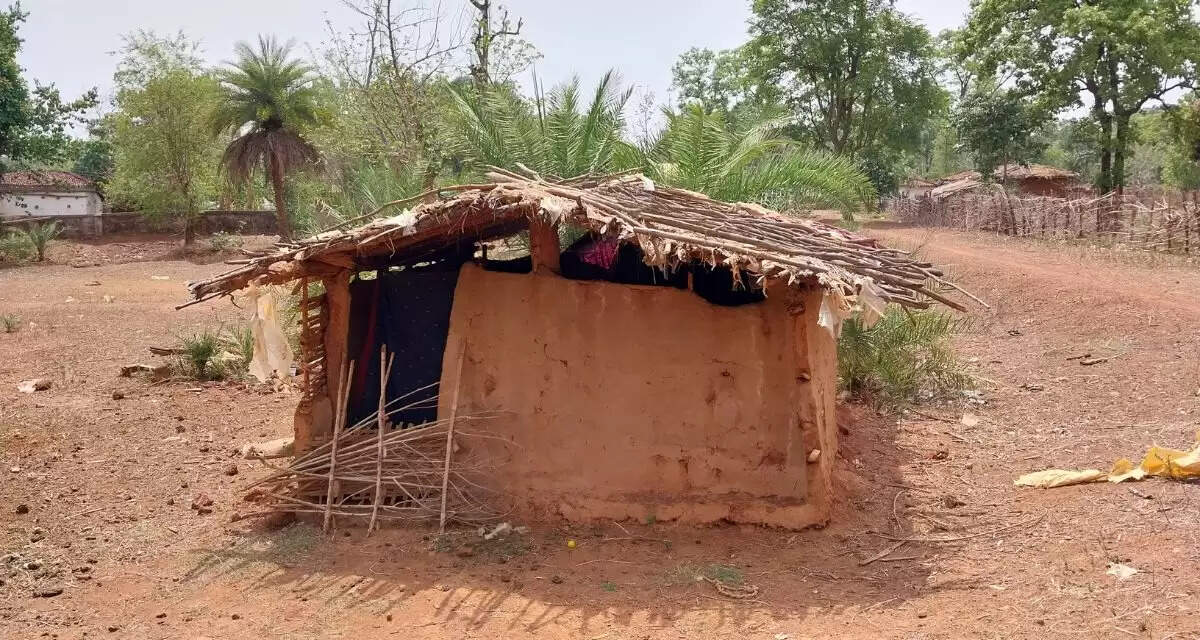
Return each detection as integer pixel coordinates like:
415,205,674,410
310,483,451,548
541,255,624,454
247,348,504,532
888,190,1200,255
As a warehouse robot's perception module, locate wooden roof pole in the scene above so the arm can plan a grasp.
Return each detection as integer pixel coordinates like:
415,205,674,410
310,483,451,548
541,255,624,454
321,270,353,445
528,217,561,274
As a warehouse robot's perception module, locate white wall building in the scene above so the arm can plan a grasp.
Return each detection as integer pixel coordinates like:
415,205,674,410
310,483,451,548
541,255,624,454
0,171,104,235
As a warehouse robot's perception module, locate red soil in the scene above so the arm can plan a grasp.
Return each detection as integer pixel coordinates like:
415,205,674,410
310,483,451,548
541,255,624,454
1,230,1198,639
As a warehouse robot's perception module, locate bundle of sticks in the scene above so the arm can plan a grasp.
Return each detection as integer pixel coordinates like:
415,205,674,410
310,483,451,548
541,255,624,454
246,345,502,533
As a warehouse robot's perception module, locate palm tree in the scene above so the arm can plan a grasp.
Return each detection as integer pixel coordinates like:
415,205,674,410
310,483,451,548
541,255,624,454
641,105,877,213
444,70,634,179
212,36,321,240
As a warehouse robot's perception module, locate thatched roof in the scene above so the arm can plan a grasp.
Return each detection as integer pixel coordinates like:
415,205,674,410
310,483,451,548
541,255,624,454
940,164,1079,184
186,169,974,311
931,164,1083,200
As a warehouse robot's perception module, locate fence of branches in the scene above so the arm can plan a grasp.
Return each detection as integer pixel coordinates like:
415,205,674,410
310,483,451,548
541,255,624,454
887,189,1200,254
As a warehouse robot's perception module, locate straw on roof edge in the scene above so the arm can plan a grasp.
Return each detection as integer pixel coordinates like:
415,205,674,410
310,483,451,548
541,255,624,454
184,168,978,312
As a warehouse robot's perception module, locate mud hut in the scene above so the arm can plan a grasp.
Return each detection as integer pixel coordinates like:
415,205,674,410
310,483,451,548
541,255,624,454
932,164,1084,200
185,169,966,529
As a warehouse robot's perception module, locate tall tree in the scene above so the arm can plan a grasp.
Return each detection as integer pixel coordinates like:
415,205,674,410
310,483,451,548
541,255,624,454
323,0,465,191
953,88,1046,181
965,0,1200,193
466,0,536,89
110,66,221,245
670,47,746,112
936,29,976,103
744,0,944,158
212,36,322,240
67,117,114,188
0,4,96,169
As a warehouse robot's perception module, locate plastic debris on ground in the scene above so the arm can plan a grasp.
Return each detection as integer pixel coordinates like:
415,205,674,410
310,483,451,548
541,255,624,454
1015,433,1200,488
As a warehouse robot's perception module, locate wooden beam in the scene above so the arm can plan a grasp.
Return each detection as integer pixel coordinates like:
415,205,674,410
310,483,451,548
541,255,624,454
528,217,561,274
320,270,353,444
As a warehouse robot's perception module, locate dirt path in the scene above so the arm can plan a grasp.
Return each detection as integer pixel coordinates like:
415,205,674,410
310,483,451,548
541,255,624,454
2,232,1199,640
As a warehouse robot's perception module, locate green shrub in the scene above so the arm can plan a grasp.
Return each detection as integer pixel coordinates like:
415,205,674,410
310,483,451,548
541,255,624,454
1,313,20,333
14,222,62,262
177,328,225,380
0,231,33,262
837,307,971,408
175,325,257,381
208,231,244,252
226,325,255,376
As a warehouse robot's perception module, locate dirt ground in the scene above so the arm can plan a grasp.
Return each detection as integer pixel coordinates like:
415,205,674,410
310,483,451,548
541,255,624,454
1,229,1198,640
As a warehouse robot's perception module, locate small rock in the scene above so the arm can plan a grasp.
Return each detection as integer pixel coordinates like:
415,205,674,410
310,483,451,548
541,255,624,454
230,613,241,620
32,585,63,598
16,378,52,393
198,445,210,453
111,391,125,400
550,575,564,585
30,528,45,542
941,495,966,509
166,498,174,506
23,560,41,571
222,463,238,476
107,626,119,633
15,503,29,514
190,493,214,515
155,612,167,619
84,281,101,286
386,614,393,622
175,425,186,433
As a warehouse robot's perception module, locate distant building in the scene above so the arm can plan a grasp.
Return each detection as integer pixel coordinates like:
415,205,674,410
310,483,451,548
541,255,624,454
899,177,937,199
930,164,1085,200
0,171,104,235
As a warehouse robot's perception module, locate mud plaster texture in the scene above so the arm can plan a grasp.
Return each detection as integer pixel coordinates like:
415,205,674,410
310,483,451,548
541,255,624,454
437,264,837,529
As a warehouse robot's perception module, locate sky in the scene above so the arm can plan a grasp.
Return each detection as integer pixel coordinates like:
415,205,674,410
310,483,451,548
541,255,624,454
18,0,970,124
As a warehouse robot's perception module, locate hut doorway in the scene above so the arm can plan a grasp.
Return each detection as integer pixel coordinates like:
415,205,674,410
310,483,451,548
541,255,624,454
344,260,465,428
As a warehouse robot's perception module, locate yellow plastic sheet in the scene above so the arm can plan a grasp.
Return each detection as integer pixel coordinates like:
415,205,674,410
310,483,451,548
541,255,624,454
1016,434,1200,488
1014,469,1106,488
1108,442,1200,483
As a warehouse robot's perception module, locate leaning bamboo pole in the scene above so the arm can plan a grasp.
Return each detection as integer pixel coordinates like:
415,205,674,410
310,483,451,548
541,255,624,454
323,358,355,534
439,345,467,534
368,345,395,535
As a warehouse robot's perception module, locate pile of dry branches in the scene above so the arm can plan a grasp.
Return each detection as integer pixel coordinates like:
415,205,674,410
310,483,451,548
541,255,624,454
247,347,502,533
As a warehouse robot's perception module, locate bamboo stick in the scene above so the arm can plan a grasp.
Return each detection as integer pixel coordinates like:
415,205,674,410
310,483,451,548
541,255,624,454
323,357,355,534
439,345,467,534
368,346,395,536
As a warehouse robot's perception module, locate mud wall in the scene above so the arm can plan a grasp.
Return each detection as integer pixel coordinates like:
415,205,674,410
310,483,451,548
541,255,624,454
438,264,837,529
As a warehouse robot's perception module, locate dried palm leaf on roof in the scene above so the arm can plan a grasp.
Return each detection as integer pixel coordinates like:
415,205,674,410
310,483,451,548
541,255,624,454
184,167,978,311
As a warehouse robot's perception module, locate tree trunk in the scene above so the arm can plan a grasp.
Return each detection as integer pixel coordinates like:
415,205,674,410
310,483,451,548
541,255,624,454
183,214,196,246
1113,114,1130,196
470,0,492,90
1096,112,1114,195
268,152,294,240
